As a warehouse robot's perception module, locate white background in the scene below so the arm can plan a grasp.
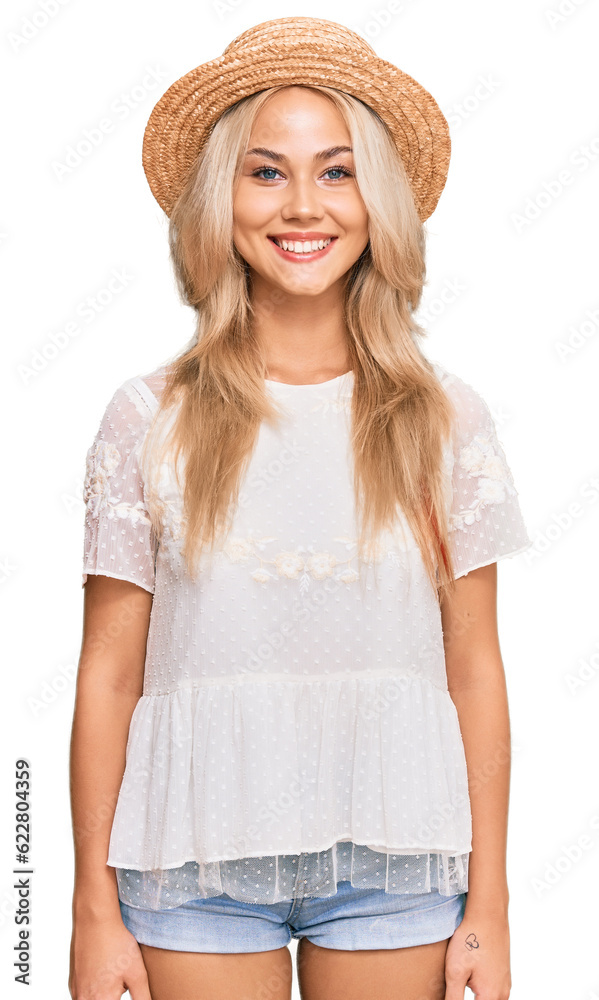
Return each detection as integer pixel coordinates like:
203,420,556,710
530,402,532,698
2,0,598,997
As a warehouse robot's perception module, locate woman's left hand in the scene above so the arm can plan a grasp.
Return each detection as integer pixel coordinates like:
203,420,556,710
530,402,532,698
443,905,511,1000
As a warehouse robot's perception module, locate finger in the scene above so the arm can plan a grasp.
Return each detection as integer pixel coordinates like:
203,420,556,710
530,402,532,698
444,973,469,1000
126,971,152,1000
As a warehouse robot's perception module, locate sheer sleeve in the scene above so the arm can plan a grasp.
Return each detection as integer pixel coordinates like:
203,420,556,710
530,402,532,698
82,380,158,594
444,374,533,580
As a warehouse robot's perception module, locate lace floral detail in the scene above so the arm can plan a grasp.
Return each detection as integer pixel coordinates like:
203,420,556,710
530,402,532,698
449,430,516,531
223,535,358,588
145,487,186,543
221,527,413,589
84,440,151,525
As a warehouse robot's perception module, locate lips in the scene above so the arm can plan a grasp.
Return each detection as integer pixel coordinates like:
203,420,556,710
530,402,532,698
267,235,338,262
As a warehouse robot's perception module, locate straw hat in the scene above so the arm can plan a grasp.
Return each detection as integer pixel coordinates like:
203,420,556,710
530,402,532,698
142,16,451,222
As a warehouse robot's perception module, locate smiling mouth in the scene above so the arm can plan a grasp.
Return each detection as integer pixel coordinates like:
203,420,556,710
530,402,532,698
268,236,337,256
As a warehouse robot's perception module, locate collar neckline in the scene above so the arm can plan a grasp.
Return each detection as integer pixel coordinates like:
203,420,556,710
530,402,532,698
264,370,354,388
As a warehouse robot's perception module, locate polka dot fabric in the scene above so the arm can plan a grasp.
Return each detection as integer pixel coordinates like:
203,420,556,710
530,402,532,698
82,380,158,593
441,370,532,579
81,361,532,909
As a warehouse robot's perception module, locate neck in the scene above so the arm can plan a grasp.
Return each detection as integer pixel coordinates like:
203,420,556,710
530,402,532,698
250,278,351,381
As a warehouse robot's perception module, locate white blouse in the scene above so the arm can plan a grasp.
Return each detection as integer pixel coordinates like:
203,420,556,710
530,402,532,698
82,360,532,910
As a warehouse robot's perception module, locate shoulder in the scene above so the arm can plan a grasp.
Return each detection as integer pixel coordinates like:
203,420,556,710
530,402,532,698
91,365,169,448
124,362,171,417
429,359,495,440
133,363,171,412
105,363,170,419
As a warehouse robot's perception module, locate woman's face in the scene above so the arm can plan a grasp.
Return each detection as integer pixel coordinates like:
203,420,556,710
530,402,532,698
232,87,370,301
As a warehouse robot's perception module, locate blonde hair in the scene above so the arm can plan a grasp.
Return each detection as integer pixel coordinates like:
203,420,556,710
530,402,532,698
142,84,458,599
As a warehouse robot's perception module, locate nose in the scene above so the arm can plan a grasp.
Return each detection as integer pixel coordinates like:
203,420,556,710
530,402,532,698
281,174,325,220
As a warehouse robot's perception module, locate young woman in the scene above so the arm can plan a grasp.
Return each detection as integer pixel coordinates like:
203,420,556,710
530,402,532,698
69,17,532,1000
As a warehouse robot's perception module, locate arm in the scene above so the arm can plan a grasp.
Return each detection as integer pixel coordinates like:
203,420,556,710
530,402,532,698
70,574,152,915
441,561,510,914
440,561,512,999
69,574,153,999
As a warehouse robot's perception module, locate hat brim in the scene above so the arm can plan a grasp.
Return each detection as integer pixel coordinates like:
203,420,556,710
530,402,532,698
142,47,450,222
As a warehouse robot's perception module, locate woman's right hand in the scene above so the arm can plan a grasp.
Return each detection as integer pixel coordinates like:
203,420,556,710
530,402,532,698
69,913,152,999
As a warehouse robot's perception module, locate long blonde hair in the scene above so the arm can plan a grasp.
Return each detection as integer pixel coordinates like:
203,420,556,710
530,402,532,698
142,84,458,598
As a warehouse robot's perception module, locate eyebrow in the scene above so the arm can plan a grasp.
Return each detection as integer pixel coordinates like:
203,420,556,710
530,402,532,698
245,145,353,162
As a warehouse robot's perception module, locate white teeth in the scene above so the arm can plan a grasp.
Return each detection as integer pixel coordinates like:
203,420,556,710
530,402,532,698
274,237,332,253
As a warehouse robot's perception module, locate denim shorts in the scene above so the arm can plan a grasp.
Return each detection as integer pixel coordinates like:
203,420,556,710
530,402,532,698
119,880,467,953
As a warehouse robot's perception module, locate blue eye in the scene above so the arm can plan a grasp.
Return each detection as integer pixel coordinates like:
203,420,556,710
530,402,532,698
251,164,353,181
325,166,351,180
255,166,278,180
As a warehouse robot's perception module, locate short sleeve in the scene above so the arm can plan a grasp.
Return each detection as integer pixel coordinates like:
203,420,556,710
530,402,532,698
444,374,533,580
82,380,158,594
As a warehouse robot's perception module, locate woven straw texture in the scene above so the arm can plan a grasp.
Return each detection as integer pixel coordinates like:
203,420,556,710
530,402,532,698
142,16,451,222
